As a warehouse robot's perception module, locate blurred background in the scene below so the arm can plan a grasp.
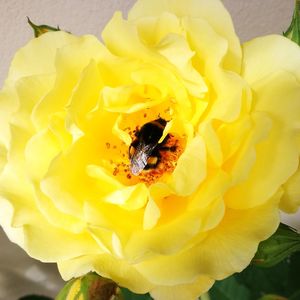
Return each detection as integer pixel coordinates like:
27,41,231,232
0,0,298,299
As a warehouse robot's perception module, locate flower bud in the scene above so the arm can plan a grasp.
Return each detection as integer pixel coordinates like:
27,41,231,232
56,273,124,300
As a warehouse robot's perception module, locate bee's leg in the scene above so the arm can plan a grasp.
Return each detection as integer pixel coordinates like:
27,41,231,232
129,139,139,158
160,134,170,146
159,145,177,152
159,134,177,152
144,149,160,170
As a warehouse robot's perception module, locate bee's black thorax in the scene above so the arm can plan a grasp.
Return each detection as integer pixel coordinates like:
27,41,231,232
136,118,167,145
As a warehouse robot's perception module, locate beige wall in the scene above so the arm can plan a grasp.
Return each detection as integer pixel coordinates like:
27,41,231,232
0,1,298,298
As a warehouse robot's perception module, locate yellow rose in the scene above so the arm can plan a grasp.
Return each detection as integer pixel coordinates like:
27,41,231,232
0,0,300,299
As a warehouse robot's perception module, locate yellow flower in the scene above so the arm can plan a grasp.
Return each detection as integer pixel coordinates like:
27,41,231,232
0,0,300,299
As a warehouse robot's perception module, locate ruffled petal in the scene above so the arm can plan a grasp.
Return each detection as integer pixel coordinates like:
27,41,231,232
0,168,97,262
129,0,241,72
183,17,248,122
135,195,280,285
68,60,103,132
6,32,78,83
237,35,300,212
32,35,105,129
227,71,300,209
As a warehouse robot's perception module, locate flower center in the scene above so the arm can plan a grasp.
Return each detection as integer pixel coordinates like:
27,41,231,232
103,113,185,186
128,118,184,185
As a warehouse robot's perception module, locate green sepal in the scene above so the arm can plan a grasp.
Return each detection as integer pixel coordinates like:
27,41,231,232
27,17,60,37
283,0,300,45
55,272,124,300
252,223,300,268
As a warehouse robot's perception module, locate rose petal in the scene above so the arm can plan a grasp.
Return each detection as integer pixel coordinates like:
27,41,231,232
58,254,153,294
129,0,241,72
242,35,300,85
150,275,214,300
226,72,300,209
68,60,103,131
183,17,248,122
135,194,280,285
281,166,300,213
170,136,206,196
32,35,104,129
7,32,78,82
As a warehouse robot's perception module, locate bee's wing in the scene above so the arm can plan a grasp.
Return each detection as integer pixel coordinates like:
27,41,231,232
130,144,155,175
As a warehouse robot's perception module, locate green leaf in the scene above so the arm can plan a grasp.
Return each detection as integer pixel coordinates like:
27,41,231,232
27,17,61,38
290,290,300,300
252,223,300,268
283,0,300,45
236,251,300,299
121,288,153,300
209,251,300,300
209,276,251,300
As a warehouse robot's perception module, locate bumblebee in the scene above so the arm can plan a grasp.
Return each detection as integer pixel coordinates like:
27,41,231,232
129,118,171,175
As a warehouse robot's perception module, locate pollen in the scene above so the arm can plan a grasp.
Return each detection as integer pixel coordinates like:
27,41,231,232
105,133,184,186
137,134,184,185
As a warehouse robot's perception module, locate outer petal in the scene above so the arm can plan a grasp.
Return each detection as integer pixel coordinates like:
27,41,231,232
227,36,300,209
22,221,100,262
58,252,214,300
0,87,18,147
241,35,300,213
0,198,25,247
58,255,153,294
150,275,214,300
135,194,280,285
0,143,7,173
32,35,105,129
6,32,79,83
0,167,99,262
280,166,300,213
242,35,300,84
